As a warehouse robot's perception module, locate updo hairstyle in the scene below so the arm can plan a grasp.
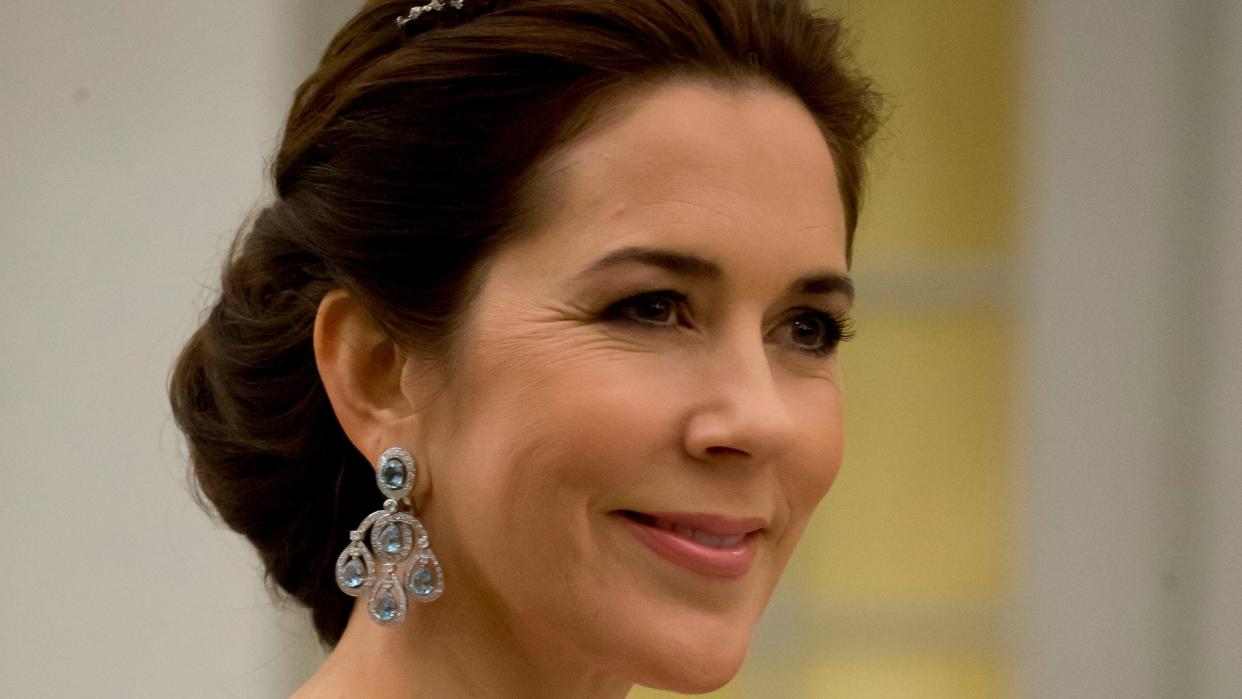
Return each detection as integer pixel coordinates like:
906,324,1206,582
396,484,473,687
169,0,880,648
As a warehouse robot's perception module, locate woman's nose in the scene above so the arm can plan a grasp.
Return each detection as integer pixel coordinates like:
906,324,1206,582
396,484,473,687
681,331,797,465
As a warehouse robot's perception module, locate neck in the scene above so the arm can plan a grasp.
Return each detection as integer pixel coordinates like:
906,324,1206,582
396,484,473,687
294,587,632,698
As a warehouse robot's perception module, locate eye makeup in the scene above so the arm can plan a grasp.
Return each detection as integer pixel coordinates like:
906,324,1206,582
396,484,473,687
599,289,854,357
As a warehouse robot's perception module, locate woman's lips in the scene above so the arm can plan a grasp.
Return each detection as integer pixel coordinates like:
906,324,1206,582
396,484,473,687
615,510,763,578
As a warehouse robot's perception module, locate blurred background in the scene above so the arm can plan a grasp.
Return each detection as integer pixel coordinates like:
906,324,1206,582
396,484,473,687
2,1,1238,697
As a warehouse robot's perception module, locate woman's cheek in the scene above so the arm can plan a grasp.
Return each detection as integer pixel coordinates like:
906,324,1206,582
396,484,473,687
786,388,845,513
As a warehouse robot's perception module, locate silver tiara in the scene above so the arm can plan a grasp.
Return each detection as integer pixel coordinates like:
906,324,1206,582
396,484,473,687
395,0,466,29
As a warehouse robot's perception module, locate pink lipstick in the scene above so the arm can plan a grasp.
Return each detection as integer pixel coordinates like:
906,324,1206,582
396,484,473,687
616,510,763,578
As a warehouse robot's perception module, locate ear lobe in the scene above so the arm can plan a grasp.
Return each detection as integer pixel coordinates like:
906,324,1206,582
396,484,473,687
313,289,412,458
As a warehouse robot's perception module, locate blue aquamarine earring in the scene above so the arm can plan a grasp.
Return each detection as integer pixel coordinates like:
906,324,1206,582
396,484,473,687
334,447,445,625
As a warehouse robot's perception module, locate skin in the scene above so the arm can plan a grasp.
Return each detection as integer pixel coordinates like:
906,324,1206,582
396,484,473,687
299,79,852,698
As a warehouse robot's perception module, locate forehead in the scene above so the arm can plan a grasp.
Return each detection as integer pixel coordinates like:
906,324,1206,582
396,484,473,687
505,80,848,282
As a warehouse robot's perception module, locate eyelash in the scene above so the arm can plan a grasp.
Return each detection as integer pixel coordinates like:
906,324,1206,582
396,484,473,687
602,290,855,357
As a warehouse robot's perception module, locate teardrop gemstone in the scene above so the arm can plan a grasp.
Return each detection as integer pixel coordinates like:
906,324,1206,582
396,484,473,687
379,458,405,490
409,565,434,596
370,588,398,622
342,557,366,589
379,523,403,554
406,553,443,600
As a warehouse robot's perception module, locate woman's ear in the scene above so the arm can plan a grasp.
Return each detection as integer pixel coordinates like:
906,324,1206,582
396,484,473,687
313,289,417,459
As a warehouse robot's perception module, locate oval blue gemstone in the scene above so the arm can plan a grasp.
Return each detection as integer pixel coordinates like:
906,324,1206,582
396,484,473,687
380,458,405,490
343,557,366,588
379,523,403,554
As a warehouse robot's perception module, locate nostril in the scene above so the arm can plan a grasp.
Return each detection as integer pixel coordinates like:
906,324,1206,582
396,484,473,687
704,445,749,458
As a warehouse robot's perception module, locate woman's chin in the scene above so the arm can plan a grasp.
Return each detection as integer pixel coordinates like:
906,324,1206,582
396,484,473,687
620,617,753,694
633,649,748,694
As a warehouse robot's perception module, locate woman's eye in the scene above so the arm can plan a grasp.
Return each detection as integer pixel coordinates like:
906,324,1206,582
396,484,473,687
604,291,686,326
602,294,854,357
777,310,855,357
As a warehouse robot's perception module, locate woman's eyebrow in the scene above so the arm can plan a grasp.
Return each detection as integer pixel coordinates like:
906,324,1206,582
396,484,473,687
570,245,854,301
571,246,721,283
794,273,854,301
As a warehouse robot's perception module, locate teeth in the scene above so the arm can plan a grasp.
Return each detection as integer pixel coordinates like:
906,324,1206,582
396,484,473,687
663,521,744,548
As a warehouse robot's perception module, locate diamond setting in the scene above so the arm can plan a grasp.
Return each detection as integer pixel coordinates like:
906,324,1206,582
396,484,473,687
370,512,420,563
335,447,444,622
375,448,415,500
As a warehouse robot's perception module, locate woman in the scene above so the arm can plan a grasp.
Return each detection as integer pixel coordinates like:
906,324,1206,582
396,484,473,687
170,0,879,695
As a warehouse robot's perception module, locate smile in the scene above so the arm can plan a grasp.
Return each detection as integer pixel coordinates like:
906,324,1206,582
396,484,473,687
615,510,763,578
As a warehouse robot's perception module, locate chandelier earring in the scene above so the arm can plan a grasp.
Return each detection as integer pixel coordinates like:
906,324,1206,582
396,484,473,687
334,447,445,625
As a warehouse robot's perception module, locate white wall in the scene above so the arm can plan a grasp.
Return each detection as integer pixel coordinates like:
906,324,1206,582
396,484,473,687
0,2,353,696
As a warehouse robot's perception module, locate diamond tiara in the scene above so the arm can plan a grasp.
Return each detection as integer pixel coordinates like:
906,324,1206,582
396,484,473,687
395,0,466,29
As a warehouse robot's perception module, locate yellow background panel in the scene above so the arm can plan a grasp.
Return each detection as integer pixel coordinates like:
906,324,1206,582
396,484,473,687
791,311,1012,606
802,653,1006,698
821,0,1021,259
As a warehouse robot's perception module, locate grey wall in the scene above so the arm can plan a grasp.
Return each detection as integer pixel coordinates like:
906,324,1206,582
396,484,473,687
0,2,354,696
1018,1,1242,697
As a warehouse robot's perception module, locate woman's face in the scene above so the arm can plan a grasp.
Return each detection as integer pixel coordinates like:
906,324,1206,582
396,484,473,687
408,80,850,692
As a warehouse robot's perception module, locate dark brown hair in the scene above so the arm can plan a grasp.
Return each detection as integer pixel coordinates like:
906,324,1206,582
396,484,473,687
170,0,879,648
